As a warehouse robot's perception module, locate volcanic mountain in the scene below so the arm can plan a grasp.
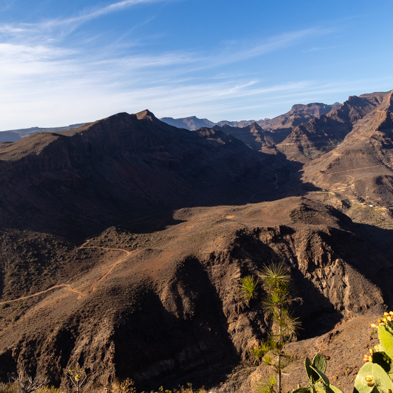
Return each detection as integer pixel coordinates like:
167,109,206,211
276,92,388,163
1,94,393,392
180,103,342,157
211,122,291,154
0,110,293,239
160,102,339,132
0,124,84,142
302,91,393,210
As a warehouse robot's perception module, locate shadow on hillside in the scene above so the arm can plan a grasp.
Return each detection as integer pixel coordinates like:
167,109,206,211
0,149,321,241
113,256,238,391
229,228,342,340
332,222,393,308
119,210,186,234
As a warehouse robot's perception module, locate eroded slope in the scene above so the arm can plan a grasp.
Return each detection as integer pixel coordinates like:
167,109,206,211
0,198,392,391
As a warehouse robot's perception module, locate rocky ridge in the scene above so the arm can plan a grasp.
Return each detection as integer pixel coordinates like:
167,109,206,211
1,197,392,392
0,91,393,392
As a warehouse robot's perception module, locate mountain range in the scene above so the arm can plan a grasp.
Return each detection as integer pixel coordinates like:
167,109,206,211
0,124,85,142
0,102,341,141
0,90,392,392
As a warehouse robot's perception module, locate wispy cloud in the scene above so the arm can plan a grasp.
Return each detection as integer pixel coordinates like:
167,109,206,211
39,0,167,33
0,0,169,41
0,0,341,129
302,45,340,53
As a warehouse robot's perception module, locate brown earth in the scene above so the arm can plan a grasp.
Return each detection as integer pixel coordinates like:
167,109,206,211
1,197,393,391
1,92,393,393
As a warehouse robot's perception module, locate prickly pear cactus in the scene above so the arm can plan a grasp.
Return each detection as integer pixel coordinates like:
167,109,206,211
310,365,329,386
313,353,327,374
363,312,393,373
378,323,393,360
293,311,393,393
372,351,392,373
305,357,319,384
354,362,393,393
289,354,343,393
314,381,337,393
352,311,393,393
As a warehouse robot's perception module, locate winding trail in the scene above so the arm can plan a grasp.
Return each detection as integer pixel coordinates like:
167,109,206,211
0,242,136,305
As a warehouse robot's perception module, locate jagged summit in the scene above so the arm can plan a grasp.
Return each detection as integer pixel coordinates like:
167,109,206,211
135,109,157,121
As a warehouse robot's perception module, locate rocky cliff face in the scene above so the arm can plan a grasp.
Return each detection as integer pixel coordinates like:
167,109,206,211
302,91,393,208
262,102,340,131
275,92,390,163
1,197,392,391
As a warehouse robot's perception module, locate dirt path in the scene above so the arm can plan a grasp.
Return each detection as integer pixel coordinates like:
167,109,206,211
0,284,85,305
0,243,136,305
82,245,134,293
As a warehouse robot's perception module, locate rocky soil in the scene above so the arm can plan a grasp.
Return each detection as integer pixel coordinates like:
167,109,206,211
0,91,393,392
0,197,393,391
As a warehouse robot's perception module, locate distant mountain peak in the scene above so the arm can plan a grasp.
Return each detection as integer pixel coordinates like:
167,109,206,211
136,109,157,121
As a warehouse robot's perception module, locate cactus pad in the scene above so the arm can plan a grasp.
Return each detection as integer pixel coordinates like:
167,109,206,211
305,357,319,384
313,353,328,374
354,362,393,393
310,365,330,386
378,324,393,359
372,351,392,373
329,385,344,393
291,388,311,393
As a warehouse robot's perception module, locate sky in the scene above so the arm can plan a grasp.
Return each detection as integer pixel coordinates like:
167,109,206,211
0,0,393,130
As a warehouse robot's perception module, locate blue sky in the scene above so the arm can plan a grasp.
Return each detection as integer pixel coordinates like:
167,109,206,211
0,0,393,129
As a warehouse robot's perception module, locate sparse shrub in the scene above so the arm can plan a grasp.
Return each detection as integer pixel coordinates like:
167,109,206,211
110,378,136,393
256,375,276,393
251,341,270,364
66,365,87,393
0,381,20,393
8,371,49,393
239,275,258,306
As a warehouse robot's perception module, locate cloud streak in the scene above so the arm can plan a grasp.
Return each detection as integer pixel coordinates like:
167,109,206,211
0,0,168,41
0,1,355,129
40,0,167,32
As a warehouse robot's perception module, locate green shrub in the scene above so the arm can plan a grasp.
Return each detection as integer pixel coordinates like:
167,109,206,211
239,275,258,305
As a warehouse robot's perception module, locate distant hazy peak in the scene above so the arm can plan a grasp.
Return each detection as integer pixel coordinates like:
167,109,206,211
160,116,215,130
